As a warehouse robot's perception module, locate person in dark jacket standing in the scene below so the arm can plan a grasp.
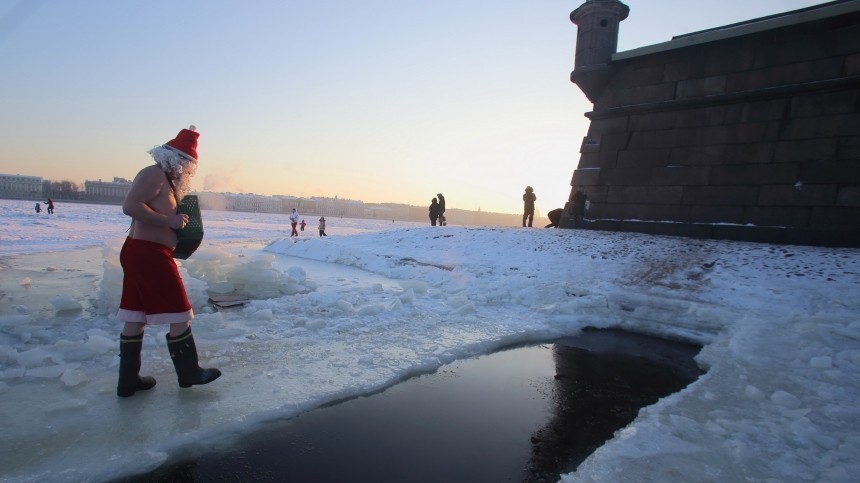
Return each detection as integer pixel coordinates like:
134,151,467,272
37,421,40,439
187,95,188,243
522,186,536,227
429,198,440,226
436,193,446,225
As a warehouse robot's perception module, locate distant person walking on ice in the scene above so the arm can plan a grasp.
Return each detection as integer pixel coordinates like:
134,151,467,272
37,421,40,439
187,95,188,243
522,186,536,227
115,124,221,398
429,197,440,226
289,208,299,236
318,216,327,237
436,193,446,225
300,219,306,231
45,198,54,214
34,202,41,213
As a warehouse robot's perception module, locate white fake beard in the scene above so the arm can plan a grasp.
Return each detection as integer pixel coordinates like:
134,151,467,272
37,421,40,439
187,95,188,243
148,146,198,198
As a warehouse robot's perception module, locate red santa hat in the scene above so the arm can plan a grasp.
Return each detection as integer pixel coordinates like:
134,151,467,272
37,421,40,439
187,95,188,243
164,125,200,161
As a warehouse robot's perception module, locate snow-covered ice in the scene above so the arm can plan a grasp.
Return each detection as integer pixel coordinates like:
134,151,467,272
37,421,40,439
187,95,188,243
0,199,858,482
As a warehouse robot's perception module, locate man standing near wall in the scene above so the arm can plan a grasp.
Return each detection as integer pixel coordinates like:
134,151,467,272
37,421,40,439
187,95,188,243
523,186,536,227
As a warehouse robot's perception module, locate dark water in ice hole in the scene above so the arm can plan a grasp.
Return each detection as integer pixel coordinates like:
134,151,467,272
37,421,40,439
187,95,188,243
119,328,704,483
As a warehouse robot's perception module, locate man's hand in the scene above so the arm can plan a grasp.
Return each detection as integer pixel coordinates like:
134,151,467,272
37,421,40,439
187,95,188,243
169,213,189,230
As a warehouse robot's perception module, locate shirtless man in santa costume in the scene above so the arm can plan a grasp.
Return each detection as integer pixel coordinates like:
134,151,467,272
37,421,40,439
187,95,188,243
115,125,221,397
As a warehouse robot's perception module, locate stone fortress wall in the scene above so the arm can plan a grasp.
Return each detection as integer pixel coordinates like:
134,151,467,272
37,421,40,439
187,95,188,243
560,0,860,247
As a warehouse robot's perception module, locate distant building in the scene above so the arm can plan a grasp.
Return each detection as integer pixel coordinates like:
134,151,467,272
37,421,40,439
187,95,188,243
0,173,43,199
84,177,132,202
225,193,282,213
279,196,368,218
562,0,860,247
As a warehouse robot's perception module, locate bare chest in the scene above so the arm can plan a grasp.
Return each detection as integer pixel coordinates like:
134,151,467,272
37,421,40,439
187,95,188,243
148,186,178,216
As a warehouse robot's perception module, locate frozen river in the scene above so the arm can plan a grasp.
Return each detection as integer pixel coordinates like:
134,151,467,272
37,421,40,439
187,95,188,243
1,199,859,482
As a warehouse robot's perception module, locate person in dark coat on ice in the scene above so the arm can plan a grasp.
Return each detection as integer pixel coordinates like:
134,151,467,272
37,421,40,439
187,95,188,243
429,198,440,226
572,190,587,227
436,193,446,225
522,186,536,227
545,208,563,228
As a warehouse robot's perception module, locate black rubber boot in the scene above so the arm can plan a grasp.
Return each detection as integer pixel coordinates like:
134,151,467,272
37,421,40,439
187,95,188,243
166,328,221,388
117,334,156,397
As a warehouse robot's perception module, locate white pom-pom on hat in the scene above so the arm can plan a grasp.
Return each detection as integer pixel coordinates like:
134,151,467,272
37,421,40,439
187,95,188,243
188,124,197,131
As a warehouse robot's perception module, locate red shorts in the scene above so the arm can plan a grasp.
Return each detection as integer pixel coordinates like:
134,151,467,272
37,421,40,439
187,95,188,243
117,237,194,325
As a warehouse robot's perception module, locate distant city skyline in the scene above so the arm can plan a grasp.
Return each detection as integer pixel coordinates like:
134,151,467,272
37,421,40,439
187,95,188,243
0,171,526,227
0,0,829,215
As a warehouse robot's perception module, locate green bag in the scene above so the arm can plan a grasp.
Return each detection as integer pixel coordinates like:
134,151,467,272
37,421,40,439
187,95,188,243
173,195,204,259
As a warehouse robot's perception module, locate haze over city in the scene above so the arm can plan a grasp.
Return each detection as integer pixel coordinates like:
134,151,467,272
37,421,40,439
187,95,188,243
0,0,828,214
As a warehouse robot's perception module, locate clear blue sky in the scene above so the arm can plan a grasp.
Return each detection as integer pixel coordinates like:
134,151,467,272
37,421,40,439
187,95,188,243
0,0,828,214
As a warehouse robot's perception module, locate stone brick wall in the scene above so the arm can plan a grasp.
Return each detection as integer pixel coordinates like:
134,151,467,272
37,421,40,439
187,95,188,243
562,7,860,247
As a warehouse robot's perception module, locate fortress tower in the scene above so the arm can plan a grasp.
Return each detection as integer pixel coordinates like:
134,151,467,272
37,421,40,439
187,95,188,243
569,0,629,102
